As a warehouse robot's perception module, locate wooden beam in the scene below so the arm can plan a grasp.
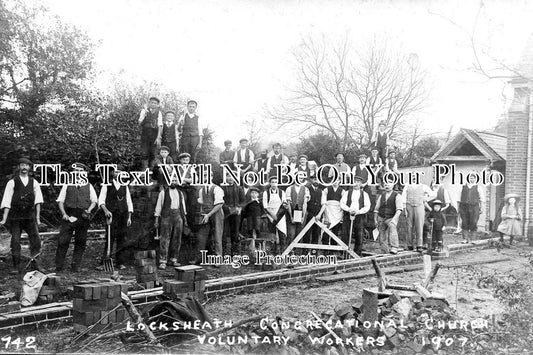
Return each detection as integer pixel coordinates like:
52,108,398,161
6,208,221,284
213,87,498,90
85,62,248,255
436,156,491,161
371,259,387,291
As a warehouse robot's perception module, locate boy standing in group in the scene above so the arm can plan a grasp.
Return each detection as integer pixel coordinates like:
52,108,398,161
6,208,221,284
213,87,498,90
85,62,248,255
138,97,163,170
161,111,180,161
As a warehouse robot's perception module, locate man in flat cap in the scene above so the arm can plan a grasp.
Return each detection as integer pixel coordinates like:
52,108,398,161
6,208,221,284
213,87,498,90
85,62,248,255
97,165,133,270
296,154,310,177
219,140,235,170
233,138,255,174
340,175,371,256
179,100,204,162
0,158,43,273
266,143,289,177
138,97,163,170
55,163,98,272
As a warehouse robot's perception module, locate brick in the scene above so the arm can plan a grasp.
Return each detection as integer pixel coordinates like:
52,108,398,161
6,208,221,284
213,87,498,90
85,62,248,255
164,280,194,295
134,251,149,259
194,280,205,292
136,265,156,274
91,283,102,300
39,286,60,296
107,283,122,299
148,250,156,258
194,268,207,281
117,308,126,322
73,298,121,312
134,258,156,267
73,285,93,300
73,311,93,326
137,273,158,283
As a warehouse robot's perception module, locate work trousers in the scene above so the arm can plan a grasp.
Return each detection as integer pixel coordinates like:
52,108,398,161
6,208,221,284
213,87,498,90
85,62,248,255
195,210,224,262
180,135,200,162
160,209,183,264
141,127,158,161
55,210,90,270
224,213,241,255
342,213,365,256
459,203,479,232
101,213,128,266
377,215,399,253
406,204,425,248
9,217,41,263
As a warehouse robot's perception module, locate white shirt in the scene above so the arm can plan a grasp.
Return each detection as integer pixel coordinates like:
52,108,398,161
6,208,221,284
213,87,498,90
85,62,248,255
138,108,163,126
197,185,225,205
234,149,255,164
401,184,433,207
321,186,342,205
0,176,44,209
262,189,286,210
56,184,98,204
98,180,133,213
154,188,187,216
340,189,371,214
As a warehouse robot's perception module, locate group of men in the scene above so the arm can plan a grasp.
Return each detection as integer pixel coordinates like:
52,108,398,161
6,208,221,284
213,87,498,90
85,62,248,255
0,98,487,274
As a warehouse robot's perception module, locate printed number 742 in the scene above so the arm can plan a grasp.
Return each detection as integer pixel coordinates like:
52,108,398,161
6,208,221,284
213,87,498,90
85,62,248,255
1,336,36,350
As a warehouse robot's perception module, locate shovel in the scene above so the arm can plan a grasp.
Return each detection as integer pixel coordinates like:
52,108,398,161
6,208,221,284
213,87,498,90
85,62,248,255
103,216,114,273
344,213,355,259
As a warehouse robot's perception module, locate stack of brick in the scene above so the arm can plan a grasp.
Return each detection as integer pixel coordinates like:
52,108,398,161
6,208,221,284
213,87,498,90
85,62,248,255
134,250,158,289
163,265,207,300
72,282,127,332
37,275,62,304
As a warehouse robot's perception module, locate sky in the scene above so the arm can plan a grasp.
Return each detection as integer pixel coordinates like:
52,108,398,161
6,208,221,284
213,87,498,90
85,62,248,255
42,0,533,146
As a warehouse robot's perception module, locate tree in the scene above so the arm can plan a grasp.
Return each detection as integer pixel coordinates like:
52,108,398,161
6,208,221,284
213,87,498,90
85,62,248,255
0,0,95,118
297,131,360,166
266,35,428,151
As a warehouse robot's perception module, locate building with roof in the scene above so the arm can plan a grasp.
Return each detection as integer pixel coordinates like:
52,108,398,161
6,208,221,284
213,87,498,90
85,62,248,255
430,128,507,231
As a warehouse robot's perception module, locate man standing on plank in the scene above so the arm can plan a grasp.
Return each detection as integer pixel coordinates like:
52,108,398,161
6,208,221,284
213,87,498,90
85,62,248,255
179,100,203,162
0,158,43,273
138,97,163,170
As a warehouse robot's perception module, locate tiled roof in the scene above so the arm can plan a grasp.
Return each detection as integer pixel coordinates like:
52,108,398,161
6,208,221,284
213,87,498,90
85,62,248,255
430,128,506,162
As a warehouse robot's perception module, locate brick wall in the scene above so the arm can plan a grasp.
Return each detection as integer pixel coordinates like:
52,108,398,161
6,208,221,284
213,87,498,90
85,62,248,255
506,85,533,237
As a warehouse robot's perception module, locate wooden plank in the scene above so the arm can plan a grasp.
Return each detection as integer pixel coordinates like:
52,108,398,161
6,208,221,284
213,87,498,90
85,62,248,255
316,264,424,283
20,301,71,312
423,263,441,289
291,243,346,251
315,221,359,259
413,282,433,299
281,218,316,257
386,284,416,291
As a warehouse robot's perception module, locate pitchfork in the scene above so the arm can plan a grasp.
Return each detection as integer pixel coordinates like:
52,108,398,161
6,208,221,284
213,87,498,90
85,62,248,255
103,216,114,273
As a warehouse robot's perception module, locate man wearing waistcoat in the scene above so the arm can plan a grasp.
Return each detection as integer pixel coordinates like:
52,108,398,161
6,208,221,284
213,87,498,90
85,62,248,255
374,182,403,254
154,176,187,269
403,183,432,252
458,179,485,243
286,178,310,245
305,174,322,244
340,176,371,256
97,165,133,270
366,146,383,184
266,143,289,177
219,140,235,170
138,97,163,170
194,171,224,265
233,138,255,174
296,154,311,179
222,173,245,255
255,152,269,173
372,120,389,162
55,163,98,272
0,158,43,273
161,111,180,161
179,100,203,162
